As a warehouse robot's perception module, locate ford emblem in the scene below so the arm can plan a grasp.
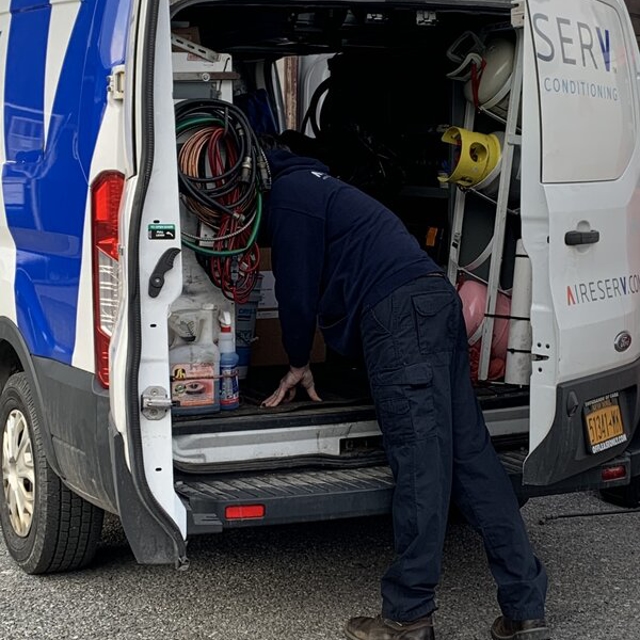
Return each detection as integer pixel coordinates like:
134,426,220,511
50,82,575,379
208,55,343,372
614,331,632,353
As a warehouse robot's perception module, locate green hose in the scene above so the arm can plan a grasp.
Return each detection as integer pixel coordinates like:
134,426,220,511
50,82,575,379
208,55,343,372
181,192,263,257
176,116,225,133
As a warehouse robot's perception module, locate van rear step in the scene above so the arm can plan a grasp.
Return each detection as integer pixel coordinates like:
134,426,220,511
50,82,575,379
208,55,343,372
177,466,395,534
178,449,633,534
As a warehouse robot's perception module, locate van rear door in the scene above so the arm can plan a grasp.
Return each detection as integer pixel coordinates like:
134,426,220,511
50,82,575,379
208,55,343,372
108,0,187,565
522,0,640,485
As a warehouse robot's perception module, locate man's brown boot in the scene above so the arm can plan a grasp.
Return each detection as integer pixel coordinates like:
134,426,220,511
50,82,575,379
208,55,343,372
491,616,550,640
345,614,435,640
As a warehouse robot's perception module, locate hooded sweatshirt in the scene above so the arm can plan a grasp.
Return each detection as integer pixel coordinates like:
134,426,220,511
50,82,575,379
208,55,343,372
264,149,441,367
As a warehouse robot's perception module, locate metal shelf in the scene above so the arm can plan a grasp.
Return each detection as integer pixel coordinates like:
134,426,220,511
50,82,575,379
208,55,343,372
465,187,520,216
446,27,525,382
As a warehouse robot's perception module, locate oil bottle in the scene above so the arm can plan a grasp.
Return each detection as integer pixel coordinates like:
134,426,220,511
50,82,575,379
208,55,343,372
169,304,220,415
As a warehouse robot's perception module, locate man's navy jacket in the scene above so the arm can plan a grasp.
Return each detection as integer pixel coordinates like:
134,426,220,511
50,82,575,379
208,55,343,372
264,149,440,367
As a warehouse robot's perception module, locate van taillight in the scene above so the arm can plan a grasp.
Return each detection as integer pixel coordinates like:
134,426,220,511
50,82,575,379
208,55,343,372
91,171,124,388
601,465,626,482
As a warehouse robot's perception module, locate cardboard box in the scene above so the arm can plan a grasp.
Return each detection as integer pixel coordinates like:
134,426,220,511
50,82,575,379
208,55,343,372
250,319,326,367
250,248,326,367
255,247,276,318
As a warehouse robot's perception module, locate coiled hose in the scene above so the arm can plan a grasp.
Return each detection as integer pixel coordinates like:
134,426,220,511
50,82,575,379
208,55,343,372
175,99,270,304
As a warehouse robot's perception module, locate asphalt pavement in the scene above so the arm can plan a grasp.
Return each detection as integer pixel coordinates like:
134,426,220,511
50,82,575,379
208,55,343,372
0,491,638,640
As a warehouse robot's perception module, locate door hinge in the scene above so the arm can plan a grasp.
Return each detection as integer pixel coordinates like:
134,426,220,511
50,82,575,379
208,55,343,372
108,65,126,101
511,0,525,28
141,386,173,420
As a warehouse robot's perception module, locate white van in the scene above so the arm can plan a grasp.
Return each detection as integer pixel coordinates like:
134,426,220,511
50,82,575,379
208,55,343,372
1,0,639,573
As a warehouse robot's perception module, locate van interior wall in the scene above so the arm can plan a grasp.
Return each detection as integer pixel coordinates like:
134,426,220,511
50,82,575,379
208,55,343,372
170,4,525,412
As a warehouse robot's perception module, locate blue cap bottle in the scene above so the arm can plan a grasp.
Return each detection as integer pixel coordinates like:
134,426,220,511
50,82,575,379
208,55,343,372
219,311,240,411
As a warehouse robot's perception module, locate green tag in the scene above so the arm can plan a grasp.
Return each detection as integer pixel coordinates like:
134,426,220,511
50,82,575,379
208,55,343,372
148,224,176,240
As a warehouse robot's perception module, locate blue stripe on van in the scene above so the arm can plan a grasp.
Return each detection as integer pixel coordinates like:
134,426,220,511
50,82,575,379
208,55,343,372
2,0,129,363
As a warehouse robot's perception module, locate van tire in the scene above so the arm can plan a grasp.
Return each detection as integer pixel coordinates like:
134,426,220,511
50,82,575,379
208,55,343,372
0,372,104,574
599,479,640,509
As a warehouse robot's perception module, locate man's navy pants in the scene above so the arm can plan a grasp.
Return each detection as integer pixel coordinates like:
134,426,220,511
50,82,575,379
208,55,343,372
360,274,548,623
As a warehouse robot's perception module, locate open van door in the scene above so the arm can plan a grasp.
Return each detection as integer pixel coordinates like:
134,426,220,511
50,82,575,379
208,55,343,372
522,0,640,485
108,0,188,565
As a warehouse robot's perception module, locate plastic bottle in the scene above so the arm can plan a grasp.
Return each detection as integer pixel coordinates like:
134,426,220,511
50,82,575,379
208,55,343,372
169,304,220,415
218,311,240,411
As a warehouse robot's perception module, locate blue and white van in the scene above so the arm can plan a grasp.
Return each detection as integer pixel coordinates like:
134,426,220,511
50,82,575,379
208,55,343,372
1,0,640,573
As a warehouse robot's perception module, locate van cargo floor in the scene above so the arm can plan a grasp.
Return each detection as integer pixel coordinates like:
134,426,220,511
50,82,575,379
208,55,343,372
171,363,529,430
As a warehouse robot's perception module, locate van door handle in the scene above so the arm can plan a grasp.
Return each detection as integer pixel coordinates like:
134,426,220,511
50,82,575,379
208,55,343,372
564,230,600,246
148,248,181,298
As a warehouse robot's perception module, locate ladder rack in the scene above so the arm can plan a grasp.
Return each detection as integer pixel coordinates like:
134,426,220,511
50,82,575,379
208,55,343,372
446,27,524,382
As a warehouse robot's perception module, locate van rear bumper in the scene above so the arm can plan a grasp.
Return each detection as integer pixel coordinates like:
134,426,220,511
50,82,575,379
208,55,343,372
523,357,640,487
32,357,117,512
178,446,640,535
516,447,639,498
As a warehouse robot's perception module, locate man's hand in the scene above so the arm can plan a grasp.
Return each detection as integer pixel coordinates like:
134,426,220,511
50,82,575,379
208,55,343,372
261,364,322,407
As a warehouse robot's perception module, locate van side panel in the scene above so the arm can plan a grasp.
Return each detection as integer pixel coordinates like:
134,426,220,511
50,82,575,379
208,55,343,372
0,0,130,508
523,0,640,484
0,3,17,326
1,0,127,365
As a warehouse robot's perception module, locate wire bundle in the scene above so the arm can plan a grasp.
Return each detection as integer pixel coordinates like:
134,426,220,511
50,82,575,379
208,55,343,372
175,99,269,304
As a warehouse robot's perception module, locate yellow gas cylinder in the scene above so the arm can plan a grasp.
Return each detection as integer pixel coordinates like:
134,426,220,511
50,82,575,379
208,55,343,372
438,127,501,188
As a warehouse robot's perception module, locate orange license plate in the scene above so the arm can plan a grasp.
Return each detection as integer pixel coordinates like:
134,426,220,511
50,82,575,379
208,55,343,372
584,393,627,454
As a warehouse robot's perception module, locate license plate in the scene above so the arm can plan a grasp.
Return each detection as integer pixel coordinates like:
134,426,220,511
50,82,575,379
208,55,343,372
583,393,627,454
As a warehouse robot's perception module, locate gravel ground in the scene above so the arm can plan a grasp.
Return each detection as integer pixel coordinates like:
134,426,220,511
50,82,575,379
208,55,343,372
0,491,638,640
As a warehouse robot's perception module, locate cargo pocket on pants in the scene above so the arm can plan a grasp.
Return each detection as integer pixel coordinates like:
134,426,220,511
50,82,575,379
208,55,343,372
372,363,433,446
411,291,456,355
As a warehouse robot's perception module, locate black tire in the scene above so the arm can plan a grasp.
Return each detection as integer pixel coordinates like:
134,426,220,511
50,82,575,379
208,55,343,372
0,372,104,574
600,479,640,509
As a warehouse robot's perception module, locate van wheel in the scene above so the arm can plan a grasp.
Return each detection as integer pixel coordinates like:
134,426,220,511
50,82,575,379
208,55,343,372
600,479,640,509
0,372,104,574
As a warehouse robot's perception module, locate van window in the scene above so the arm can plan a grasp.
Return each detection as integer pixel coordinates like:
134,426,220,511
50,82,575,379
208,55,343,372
532,0,636,183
